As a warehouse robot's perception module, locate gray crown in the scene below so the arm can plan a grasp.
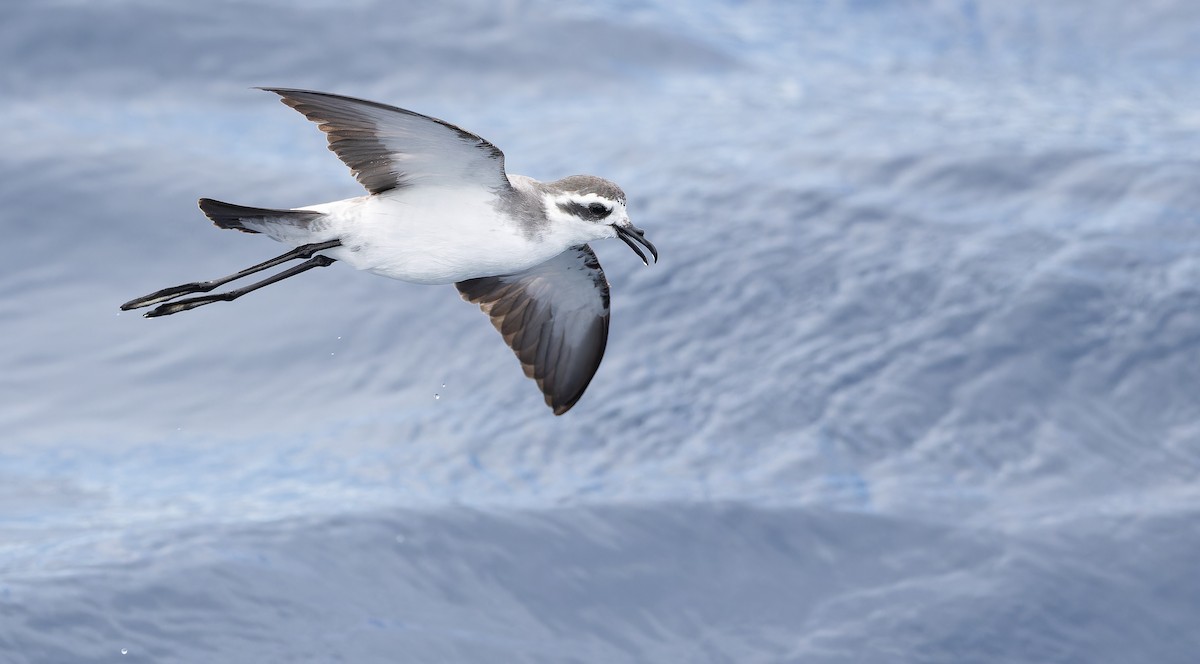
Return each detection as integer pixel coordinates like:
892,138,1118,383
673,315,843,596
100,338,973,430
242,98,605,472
546,175,627,205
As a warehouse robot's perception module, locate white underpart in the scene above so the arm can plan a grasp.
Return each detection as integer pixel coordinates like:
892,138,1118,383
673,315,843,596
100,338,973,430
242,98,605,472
288,186,565,285
270,178,630,285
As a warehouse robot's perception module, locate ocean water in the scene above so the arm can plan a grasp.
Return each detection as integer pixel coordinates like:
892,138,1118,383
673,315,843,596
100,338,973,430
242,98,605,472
2,0,1199,661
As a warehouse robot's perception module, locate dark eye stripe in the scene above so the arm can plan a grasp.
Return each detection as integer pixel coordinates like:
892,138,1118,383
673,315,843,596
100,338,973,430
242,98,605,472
558,200,612,221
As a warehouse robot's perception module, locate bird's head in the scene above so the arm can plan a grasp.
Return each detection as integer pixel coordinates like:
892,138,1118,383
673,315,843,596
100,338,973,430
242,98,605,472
544,175,658,265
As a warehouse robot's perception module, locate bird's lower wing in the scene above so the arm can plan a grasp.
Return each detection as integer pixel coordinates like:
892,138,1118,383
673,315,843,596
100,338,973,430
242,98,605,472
457,246,611,415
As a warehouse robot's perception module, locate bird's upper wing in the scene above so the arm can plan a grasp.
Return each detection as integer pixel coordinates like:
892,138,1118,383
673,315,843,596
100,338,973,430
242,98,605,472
261,87,511,195
457,246,611,415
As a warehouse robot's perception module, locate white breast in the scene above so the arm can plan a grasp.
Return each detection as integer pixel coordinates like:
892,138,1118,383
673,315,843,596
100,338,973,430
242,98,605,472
301,189,564,285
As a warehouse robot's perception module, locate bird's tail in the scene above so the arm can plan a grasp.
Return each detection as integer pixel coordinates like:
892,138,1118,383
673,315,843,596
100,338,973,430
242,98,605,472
198,198,325,236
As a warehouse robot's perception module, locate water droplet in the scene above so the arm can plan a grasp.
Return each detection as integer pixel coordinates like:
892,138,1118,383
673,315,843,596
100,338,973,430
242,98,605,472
330,352,335,356
121,648,128,655
337,336,342,340
441,383,446,388
434,393,440,400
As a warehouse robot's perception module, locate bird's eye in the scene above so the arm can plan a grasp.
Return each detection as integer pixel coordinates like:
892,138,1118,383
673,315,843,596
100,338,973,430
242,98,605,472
588,203,610,217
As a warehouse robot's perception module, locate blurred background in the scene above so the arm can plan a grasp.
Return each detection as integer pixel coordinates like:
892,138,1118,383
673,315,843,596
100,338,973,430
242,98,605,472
2,0,1199,661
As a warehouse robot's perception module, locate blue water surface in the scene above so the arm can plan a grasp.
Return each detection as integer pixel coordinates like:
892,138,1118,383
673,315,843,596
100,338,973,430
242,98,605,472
2,1,1199,661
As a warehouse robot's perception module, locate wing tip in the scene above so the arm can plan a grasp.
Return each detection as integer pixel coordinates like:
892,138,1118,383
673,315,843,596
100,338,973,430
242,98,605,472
255,87,332,110
254,86,298,95
255,87,314,107
543,374,592,416
550,391,587,415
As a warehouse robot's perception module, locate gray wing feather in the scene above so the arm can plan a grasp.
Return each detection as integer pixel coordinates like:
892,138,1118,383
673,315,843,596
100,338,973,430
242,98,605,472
457,246,611,415
260,87,511,195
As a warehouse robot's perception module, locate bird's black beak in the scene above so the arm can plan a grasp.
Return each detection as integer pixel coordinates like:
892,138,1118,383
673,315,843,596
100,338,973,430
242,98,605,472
615,224,658,265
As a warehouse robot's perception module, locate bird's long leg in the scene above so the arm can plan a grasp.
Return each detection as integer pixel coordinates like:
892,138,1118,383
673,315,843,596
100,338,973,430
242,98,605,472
120,239,342,311
143,255,337,318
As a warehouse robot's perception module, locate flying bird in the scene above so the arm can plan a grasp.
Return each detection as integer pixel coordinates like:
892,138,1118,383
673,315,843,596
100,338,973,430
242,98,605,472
121,88,657,415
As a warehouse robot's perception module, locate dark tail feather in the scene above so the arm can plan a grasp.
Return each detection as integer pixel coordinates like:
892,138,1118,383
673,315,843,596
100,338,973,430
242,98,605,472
198,198,324,234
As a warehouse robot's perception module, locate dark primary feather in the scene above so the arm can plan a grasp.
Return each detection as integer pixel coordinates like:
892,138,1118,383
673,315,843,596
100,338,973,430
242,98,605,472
457,246,611,415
